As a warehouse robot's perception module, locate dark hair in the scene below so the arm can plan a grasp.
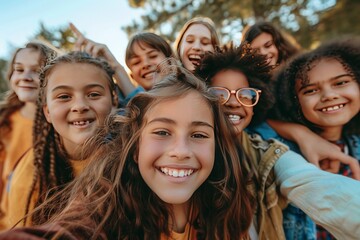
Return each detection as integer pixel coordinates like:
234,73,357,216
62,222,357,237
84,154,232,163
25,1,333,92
0,42,57,157
195,43,274,126
125,32,174,67
27,51,117,224
242,21,300,64
273,37,360,135
35,63,254,239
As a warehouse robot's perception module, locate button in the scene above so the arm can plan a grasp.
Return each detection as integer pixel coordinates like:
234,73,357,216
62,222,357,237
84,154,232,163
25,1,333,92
275,148,281,154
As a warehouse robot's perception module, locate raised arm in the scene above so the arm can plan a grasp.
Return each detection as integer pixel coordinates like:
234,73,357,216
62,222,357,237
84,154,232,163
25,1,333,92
268,119,359,179
275,151,360,239
70,23,136,97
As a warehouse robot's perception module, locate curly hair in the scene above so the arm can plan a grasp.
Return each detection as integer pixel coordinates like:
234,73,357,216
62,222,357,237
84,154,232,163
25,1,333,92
195,43,274,127
273,37,360,135
0,42,57,152
26,51,117,225
242,21,300,65
35,63,254,239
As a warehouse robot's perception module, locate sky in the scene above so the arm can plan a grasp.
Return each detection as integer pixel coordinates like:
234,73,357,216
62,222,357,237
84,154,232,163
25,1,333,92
0,0,145,65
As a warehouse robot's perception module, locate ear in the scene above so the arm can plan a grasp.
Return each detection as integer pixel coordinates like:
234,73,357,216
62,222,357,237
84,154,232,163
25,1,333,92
43,105,52,123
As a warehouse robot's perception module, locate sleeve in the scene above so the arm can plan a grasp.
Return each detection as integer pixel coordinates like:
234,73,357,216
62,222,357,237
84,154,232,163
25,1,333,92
275,150,360,240
117,86,145,107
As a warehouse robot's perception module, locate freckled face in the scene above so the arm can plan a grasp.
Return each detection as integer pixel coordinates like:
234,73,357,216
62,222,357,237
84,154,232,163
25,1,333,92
138,91,215,206
250,32,279,67
296,58,360,132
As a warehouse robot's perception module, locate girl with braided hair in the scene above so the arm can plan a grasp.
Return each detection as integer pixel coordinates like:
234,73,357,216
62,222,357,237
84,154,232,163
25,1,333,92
0,42,57,220
0,51,118,229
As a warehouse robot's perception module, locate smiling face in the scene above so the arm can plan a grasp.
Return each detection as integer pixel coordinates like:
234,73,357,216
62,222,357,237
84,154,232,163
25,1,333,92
210,70,254,136
250,32,279,67
127,42,167,90
10,48,41,103
43,63,115,158
138,91,215,206
179,24,215,72
296,58,360,139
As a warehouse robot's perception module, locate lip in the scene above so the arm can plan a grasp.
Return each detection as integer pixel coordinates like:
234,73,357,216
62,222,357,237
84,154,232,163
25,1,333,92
156,165,198,178
141,70,156,79
18,86,37,89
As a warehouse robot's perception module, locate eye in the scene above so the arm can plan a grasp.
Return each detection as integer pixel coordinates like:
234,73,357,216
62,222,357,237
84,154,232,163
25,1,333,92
192,133,208,139
149,54,158,59
88,92,101,98
334,80,350,86
57,94,71,100
201,39,211,45
14,68,24,73
153,130,170,136
264,41,273,48
302,88,318,95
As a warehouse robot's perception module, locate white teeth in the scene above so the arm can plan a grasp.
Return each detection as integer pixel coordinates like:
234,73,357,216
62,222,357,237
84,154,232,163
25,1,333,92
189,54,201,59
73,120,90,126
228,114,242,122
160,167,194,178
321,104,344,112
143,71,154,79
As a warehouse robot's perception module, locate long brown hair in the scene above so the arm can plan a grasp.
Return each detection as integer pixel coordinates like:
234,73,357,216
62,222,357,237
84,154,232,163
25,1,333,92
26,51,117,225
36,63,254,239
0,42,57,151
174,17,220,60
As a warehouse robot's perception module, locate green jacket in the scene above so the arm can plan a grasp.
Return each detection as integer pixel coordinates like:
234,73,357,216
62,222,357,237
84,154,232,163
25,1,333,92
241,132,288,240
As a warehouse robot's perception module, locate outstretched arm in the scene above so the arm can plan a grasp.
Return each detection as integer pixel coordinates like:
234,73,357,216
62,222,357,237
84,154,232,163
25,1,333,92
69,23,136,97
268,119,359,179
275,151,360,239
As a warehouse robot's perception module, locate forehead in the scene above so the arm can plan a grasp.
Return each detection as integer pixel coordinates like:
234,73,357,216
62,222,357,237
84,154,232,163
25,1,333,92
184,24,212,38
14,48,41,65
145,91,213,122
211,70,249,88
47,63,109,87
250,32,273,48
130,41,159,56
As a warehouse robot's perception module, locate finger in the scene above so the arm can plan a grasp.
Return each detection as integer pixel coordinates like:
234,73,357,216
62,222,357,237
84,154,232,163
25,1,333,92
339,154,360,180
69,22,84,39
84,42,95,56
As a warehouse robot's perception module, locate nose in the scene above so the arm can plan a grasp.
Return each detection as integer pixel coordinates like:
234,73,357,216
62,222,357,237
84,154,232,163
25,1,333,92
22,70,35,81
169,136,192,160
225,93,241,108
71,97,90,113
192,40,201,51
142,57,151,70
321,88,339,102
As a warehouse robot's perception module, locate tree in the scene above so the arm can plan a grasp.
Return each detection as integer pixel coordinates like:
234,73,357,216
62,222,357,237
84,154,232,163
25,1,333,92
124,0,359,49
34,22,76,52
0,58,9,99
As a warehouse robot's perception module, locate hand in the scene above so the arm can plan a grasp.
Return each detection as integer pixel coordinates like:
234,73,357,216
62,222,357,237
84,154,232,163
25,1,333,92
70,23,118,68
298,136,360,180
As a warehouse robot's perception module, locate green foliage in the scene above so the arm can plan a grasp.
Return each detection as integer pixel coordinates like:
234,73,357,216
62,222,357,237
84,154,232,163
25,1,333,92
124,0,359,49
34,22,76,52
0,58,9,99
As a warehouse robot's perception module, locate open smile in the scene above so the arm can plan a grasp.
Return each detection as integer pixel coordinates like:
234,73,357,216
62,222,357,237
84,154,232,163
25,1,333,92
320,104,345,112
159,167,196,178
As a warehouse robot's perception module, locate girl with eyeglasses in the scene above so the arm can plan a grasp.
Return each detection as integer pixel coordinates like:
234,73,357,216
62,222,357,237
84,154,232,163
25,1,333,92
196,43,360,240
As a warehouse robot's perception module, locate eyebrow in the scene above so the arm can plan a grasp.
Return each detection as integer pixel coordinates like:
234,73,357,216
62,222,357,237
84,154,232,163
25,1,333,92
51,83,106,92
148,117,214,129
298,73,353,91
13,62,39,68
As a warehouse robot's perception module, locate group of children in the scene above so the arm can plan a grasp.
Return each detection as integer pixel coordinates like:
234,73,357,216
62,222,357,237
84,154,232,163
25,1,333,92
0,16,359,239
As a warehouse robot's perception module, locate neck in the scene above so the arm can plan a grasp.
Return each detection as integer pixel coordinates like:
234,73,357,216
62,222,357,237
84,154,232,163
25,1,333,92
319,126,343,141
169,201,190,233
20,102,37,119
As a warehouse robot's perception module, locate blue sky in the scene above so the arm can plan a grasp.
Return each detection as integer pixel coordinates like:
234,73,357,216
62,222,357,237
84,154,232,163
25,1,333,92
0,0,144,65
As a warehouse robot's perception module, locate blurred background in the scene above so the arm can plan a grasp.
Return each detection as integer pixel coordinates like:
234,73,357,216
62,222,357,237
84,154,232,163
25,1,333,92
1,0,359,97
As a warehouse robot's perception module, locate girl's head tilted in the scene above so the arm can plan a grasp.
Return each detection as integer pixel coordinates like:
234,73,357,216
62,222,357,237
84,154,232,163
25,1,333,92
59,63,253,238
242,21,300,67
196,43,274,134
125,32,174,90
275,37,360,137
174,17,220,72
4,42,57,108
36,51,117,158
